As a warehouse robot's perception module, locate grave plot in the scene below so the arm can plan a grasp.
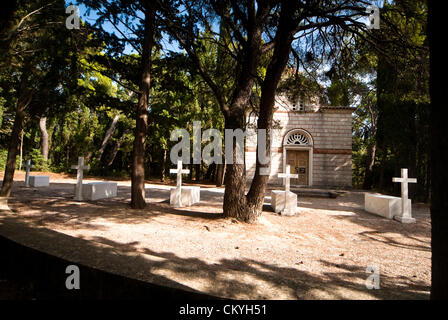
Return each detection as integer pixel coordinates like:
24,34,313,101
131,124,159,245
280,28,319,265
365,169,417,223
272,165,299,216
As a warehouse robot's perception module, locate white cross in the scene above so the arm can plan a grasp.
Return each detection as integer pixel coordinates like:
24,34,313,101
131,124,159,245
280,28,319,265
24,160,34,187
392,168,417,221
71,157,90,201
170,160,190,189
278,165,298,194
278,165,298,213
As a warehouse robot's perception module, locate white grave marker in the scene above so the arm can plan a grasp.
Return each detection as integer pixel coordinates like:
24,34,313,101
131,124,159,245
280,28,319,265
0,196,10,211
392,168,417,223
29,176,50,187
170,160,190,207
274,165,299,215
24,160,34,187
71,157,90,201
278,165,297,194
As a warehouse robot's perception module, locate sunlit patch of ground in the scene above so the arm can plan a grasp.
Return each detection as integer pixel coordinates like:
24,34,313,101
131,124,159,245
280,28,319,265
0,171,430,299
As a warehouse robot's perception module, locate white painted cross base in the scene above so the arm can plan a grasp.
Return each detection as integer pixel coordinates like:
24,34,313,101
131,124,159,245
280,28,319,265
393,215,416,224
170,186,200,207
81,182,117,201
271,190,298,216
364,193,412,220
29,176,50,187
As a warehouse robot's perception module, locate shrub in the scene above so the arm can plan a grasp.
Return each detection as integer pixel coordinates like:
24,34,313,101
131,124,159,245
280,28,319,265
29,148,49,172
0,149,8,170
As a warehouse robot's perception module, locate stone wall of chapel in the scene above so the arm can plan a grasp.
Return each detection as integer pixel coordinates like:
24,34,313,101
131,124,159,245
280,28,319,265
245,107,353,188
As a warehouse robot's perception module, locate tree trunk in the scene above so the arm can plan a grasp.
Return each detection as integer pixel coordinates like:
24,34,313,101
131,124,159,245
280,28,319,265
0,110,26,197
18,130,23,170
222,110,247,220
0,73,32,197
378,150,387,190
215,162,225,186
363,143,376,189
131,4,154,209
195,163,201,181
66,144,70,169
224,0,297,222
39,116,49,162
189,163,193,181
106,139,121,168
161,148,167,182
429,0,448,299
222,19,263,220
97,114,119,162
205,163,215,181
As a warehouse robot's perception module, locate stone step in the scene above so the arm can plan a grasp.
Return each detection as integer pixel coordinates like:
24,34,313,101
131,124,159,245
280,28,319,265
290,188,340,198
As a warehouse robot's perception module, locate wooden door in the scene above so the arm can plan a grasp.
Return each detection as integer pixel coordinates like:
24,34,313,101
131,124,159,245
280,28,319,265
286,150,309,185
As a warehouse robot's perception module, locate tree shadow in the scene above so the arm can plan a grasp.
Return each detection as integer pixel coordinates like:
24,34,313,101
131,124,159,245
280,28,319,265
0,215,216,300
0,214,429,300
297,191,431,241
6,182,226,231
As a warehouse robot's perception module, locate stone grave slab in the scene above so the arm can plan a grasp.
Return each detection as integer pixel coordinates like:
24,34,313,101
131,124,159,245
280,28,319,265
170,186,200,207
364,193,411,219
272,165,299,215
29,176,50,187
81,182,117,201
271,190,298,216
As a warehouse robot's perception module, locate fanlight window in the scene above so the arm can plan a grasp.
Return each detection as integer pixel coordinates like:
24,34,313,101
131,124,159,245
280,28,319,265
286,132,310,145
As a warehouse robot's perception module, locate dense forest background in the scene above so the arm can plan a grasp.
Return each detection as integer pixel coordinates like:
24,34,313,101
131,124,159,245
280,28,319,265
0,0,428,200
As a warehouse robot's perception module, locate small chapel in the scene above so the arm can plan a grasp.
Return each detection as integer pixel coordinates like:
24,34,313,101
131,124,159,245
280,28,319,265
245,94,354,188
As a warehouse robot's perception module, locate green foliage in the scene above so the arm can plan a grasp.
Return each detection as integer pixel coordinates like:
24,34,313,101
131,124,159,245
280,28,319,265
0,149,8,171
29,148,48,171
0,0,429,197
0,149,22,171
373,1,429,200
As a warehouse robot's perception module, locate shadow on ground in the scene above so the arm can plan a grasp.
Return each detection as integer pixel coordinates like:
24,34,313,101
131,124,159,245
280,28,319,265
0,213,429,300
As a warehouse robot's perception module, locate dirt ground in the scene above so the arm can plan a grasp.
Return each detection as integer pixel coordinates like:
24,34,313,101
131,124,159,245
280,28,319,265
0,171,431,299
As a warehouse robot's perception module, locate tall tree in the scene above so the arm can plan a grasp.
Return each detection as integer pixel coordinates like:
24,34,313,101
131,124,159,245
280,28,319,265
131,2,155,208
81,0,158,208
158,0,373,222
374,1,429,199
0,0,85,196
428,0,448,300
